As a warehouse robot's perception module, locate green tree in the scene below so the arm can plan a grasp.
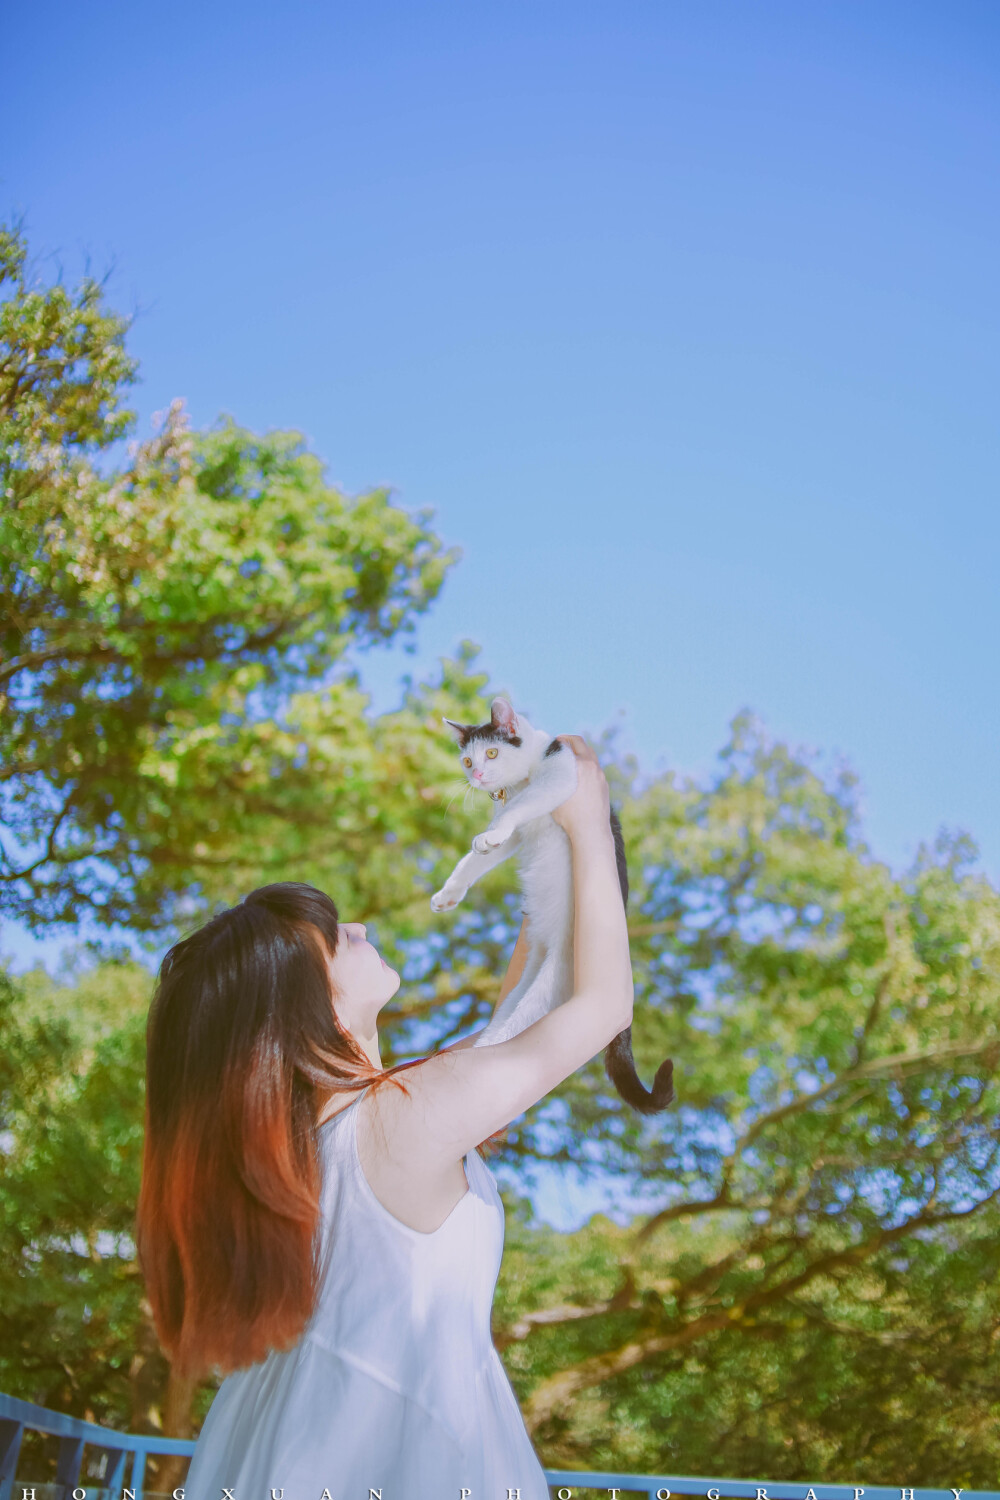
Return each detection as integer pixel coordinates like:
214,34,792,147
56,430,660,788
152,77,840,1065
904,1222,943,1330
0,961,151,1427
0,218,459,932
496,1197,1000,1483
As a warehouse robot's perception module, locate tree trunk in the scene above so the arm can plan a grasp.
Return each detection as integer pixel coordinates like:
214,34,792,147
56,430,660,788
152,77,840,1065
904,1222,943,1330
149,1364,200,1495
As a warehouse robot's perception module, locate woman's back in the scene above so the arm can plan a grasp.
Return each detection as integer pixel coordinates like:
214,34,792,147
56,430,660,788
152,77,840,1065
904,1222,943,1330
182,1087,550,1500
309,1087,508,1444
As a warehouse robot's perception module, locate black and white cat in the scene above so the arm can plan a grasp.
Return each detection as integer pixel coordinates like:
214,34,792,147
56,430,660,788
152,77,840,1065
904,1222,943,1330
431,697,674,1115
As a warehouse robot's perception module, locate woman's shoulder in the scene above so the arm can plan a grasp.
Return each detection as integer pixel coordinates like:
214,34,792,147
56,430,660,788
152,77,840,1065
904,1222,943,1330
353,1068,477,1234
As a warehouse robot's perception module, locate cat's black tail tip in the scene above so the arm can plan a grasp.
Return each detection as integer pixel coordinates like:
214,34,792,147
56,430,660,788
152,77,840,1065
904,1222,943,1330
630,1058,675,1115
604,1032,675,1115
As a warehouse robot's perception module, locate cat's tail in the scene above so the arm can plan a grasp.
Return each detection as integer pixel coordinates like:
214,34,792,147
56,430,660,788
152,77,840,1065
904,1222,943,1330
605,810,674,1113
604,1027,675,1114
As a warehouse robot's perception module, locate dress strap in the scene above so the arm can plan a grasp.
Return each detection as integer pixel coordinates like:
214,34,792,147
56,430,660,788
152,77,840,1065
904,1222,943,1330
317,1083,371,1133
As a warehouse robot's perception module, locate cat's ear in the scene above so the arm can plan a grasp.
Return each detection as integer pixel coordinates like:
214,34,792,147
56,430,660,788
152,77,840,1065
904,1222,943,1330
442,717,468,745
490,697,519,736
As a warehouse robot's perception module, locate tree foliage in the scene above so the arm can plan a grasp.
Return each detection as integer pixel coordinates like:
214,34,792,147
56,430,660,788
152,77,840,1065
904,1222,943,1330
0,220,458,930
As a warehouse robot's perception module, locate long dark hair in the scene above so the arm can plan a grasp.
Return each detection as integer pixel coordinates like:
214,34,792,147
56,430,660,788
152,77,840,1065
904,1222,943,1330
136,882,415,1378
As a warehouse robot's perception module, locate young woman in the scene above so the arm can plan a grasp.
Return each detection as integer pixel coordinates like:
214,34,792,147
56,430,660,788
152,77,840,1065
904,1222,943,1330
137,736,633,1500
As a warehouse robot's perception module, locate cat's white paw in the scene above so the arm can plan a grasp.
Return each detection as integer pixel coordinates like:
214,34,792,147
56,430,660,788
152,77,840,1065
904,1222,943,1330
431,886,465,912
472,827,509,854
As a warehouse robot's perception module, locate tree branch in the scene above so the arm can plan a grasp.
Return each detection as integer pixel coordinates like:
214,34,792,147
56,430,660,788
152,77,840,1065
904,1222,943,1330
637,1035,999,1246
524,1188,1000,1431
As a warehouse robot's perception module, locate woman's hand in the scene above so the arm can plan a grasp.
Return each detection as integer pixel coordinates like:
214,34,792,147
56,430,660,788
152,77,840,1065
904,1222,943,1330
550,735,612,844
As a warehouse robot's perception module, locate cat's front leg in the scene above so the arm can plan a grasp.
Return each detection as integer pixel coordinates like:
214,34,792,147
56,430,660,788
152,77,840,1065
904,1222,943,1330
471,815,517,855
470,792,523,854
429,878,468,912
430,835,518,911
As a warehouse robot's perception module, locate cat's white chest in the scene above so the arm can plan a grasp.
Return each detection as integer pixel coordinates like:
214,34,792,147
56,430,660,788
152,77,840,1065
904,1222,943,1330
516,809,571,864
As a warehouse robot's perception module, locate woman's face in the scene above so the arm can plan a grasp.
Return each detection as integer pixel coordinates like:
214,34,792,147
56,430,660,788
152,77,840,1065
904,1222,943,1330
325,921,399,1029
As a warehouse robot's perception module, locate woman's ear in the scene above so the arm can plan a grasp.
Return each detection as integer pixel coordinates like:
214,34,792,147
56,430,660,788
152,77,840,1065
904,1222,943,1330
490,697,519,736
442,717,467,744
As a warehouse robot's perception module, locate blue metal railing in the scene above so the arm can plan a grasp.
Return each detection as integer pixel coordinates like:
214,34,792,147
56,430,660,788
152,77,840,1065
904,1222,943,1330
3,1393,998,1500
1,1393,192,1500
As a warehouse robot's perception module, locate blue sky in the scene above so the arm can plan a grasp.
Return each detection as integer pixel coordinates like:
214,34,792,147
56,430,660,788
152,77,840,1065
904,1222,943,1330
4,0,998,991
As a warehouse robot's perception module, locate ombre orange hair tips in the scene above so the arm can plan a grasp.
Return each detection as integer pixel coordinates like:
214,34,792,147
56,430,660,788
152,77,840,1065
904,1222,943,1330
135,882,414,1379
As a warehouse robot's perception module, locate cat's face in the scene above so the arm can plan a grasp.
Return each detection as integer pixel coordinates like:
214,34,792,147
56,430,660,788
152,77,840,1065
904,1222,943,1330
443,697,536,793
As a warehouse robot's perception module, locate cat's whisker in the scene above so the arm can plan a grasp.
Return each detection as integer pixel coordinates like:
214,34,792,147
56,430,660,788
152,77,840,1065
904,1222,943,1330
464,783,490,815
443,780,473,815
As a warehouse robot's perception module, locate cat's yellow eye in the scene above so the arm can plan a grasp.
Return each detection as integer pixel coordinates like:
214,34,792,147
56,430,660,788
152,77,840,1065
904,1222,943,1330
485,747,499,759
463,756,473,768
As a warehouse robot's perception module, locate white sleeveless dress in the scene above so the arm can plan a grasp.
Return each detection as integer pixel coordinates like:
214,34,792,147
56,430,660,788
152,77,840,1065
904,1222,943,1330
183,1087,551,1500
